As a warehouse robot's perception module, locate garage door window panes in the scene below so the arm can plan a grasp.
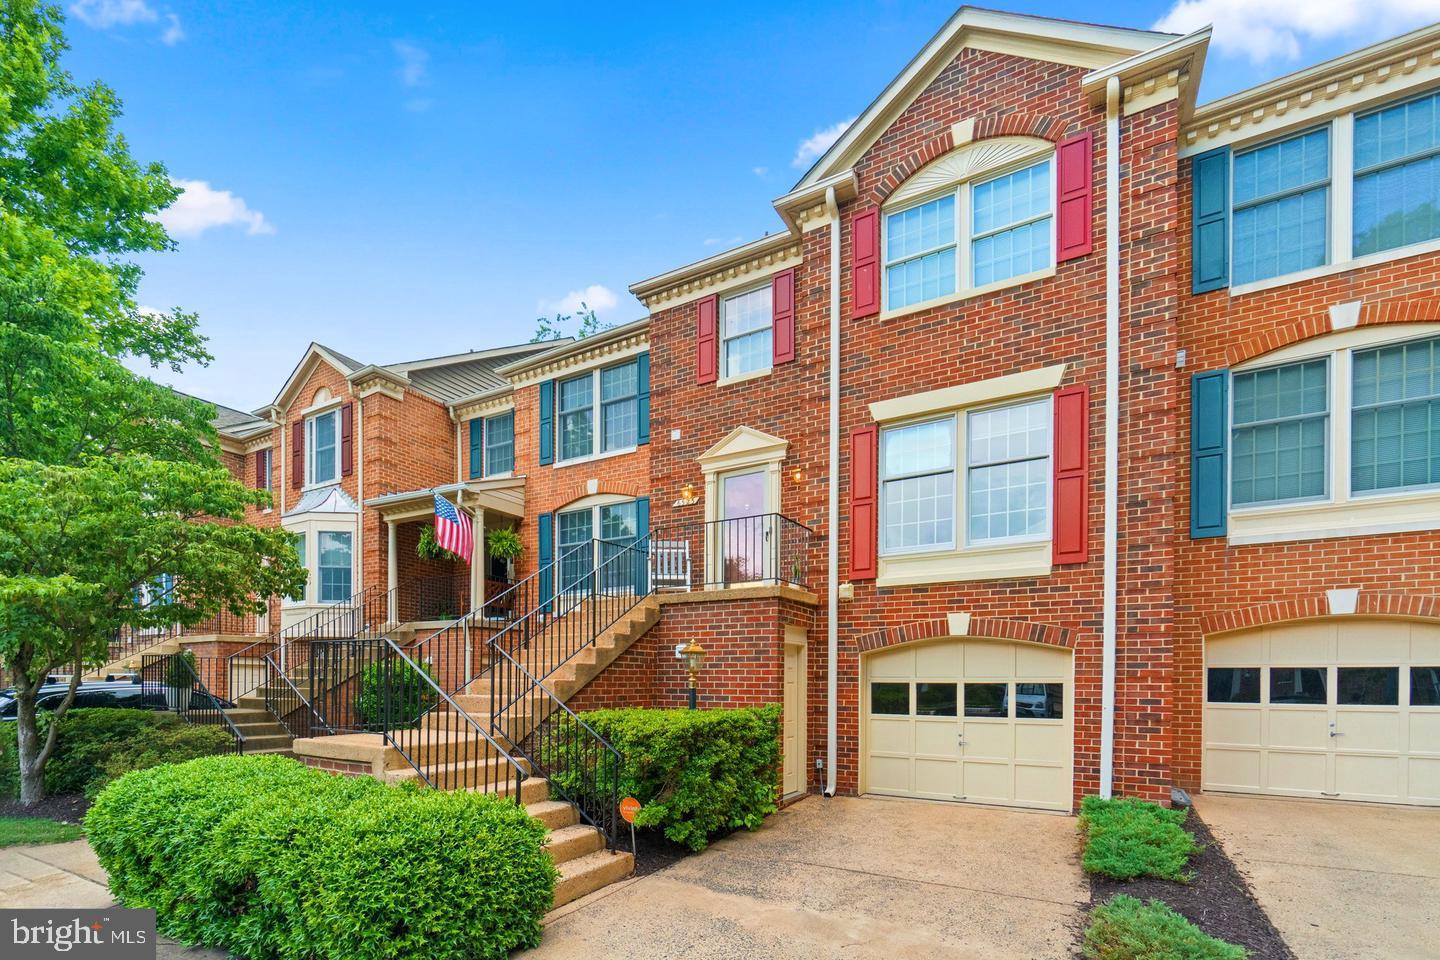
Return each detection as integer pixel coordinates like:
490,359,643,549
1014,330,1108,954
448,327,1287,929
881,418,955,553
964,683,1008,717
1271,667,1327,704
1231,359,1329,505
916,683,957,716
1352,336,1440,493
1207,667,1261,703
1413,667,1440,706
871,682,909,715
1016,683,1063,719
1337,667,1399,705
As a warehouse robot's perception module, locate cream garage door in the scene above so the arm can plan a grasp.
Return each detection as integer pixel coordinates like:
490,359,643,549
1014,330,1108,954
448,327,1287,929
1205,619,1440,806
863,638,1073,811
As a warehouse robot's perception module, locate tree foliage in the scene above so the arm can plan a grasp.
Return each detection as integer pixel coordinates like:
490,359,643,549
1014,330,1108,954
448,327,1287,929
530,302,607,343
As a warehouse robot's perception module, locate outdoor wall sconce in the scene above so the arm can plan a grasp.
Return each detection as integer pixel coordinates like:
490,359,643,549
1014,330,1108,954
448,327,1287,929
791,465,804,484
674,482,699,507
681,639,706,709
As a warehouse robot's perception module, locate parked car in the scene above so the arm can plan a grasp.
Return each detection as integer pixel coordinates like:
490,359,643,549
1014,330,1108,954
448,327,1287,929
0,678,233,719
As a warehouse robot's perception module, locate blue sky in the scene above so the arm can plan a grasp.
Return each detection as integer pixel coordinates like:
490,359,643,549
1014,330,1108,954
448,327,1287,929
67,0,1437,410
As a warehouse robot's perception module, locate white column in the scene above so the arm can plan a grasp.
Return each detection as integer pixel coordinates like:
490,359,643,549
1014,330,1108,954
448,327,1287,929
386,520,397,627
471,507,486,614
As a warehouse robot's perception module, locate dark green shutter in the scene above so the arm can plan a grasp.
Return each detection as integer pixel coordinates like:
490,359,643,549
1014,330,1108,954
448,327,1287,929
1191,146,1230,294
636,352,651,445
538,380,555,465
633,496,650,594
467,418,483,479
537,511,554,611
1190,370,1229,539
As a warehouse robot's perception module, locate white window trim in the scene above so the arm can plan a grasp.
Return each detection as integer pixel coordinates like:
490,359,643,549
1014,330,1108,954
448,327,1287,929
483,410,516,479
717,284,774,384
315,529,355,605
1227,323,1440,544
1229,123,1335,290
304,407,342,490
554,360,640,467
1226,354,1334,511
280,516,357,608
875,393,1054,586
1229,86,1440,297
880,153,1057,320
555,495,640,591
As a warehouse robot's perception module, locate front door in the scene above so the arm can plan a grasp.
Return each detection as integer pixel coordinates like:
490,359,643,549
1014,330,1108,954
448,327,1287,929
783,639,806,795
720,469,767,584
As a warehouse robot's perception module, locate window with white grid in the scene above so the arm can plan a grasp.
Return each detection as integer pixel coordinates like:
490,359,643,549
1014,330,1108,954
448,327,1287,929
880,418,955,554
965,398,1051,544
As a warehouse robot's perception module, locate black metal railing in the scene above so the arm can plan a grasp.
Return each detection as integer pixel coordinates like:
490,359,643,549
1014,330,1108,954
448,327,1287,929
309,637,391,733
140,653,245,753
108,582,184,670
648,513,819,592
263,648,328,740
378,638,526,797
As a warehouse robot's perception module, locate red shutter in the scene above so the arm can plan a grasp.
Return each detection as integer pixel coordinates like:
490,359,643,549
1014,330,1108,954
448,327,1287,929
340,402,354,476
1052,385,1090,564
771,269,796,364
850,208,880,319
848,424,879,580
255,448,267,489
290,421,303,490
1056,131,1094,262
696,294,718,384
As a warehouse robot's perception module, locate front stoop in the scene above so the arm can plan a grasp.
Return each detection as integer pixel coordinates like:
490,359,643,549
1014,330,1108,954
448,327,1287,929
292,732,633,908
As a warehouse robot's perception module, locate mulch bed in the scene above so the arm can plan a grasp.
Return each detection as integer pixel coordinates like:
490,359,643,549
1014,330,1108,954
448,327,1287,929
627,828,693,877
0,793,90,824
1083,807,1295,959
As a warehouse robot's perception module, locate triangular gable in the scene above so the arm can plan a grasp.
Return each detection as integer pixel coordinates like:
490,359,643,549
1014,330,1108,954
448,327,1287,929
792,8,1175,191
697,426,789,473
272,342,365,412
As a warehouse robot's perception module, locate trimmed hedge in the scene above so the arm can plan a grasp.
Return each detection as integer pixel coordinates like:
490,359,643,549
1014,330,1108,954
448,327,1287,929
1079,796,1199,882
86,755,556,960
1084,895,1247,960
0,708,233,800
573,705,781,851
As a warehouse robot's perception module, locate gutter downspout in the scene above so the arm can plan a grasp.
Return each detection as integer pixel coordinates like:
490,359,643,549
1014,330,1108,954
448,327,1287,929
1100,75,1121,799
825,185,841,797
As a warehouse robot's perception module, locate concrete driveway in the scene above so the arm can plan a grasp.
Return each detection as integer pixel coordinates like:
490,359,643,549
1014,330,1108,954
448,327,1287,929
523,795,1087,960
1196,794,1440,960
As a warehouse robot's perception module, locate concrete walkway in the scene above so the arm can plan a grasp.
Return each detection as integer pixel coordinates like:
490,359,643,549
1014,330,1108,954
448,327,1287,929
523,795,1088,960
1196,793,1440,960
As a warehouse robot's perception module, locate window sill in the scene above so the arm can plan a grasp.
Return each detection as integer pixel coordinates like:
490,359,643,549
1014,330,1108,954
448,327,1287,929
876,539,1051,587
1229,235,1440,297
1227,486,1440,544
716,367,772,387
553,445,639,470
879,266,1056,323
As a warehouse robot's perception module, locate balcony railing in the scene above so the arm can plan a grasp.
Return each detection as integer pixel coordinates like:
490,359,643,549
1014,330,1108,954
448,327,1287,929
647,514,820,592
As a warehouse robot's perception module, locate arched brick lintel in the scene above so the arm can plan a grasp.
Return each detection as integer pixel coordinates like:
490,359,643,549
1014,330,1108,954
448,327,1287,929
1226,295,1440,367
871,112,1069,205
855,617,1073,654
1202,590,1440,636
552,480,648,512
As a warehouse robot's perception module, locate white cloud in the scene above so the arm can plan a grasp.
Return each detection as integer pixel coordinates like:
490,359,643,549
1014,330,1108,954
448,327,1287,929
1154,0,1436,63
792,116,856,169
155,179,274,237
70,0,157,28
752,166,769,177
393,40,429,87
537,284,619,317
160,13,183,45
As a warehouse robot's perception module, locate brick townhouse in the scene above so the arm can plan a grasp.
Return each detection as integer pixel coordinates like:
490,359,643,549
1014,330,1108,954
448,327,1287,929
143,7,1440,833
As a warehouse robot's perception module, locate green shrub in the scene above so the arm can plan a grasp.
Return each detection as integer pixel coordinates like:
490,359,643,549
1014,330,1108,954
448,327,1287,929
0,708,232,800
86,755,555,960
1083,895,1247,960
164,650,197,689
1079,796,1199,882
354,659,438,728
571,705,781,851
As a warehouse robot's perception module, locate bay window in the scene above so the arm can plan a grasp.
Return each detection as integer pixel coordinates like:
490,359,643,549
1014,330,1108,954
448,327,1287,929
317,531,352,604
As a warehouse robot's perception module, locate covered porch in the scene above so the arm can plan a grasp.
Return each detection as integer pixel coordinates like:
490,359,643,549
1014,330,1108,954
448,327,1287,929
365,477,524,628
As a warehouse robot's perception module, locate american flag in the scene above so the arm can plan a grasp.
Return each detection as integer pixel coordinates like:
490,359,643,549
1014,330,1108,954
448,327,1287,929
433,494,473,562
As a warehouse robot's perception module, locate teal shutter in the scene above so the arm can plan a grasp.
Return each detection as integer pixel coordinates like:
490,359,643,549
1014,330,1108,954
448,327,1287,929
1192,146,1230,293
537,512,554,611
633,496,650,594
538,380,555,465
636,352,651,445
467,418,483,479
1191,370,1229,538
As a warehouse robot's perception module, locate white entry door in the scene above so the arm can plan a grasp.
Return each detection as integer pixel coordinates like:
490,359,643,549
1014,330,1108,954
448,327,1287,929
863,638,1073,811
1204,619,1440,806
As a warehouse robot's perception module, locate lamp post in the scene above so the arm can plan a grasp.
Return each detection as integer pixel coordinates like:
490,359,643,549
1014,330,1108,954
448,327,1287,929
681,640,706,710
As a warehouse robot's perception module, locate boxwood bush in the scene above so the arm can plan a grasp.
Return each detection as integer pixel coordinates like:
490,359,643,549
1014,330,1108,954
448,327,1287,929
572,705,781,851
0,708,233,800
86,755,556,960
1078,796,1199,882
1083,895,1247,960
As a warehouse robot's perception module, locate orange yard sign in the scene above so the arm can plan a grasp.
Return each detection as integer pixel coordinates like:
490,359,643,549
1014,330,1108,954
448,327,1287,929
619,797,641,824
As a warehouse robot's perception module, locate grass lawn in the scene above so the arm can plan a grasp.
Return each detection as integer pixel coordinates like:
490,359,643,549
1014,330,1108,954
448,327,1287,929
0,816,84,847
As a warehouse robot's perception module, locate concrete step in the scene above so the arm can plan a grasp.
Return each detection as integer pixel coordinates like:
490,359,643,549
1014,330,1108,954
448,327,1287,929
381,754,529,786
544,824,605,864
524,800,580,830
552,849,634,908
238,733,293,752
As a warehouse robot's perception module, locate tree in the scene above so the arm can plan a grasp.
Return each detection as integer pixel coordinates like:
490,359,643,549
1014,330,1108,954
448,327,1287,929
530,302,607,343
0,0,304,803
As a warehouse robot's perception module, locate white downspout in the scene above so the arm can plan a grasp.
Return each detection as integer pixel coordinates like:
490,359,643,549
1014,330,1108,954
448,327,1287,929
1100,75,1121,799
825,185,841,797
